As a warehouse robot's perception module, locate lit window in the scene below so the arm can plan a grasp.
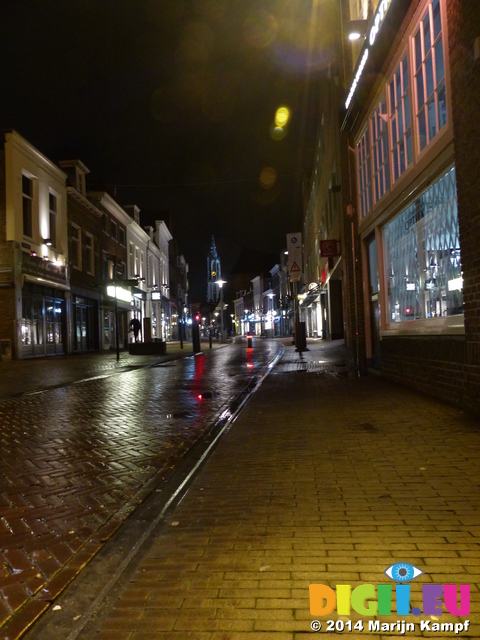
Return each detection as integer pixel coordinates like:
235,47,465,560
22,175,33,238
389,53,413,181
357,128,372,218
383,167,462,324
413,0,447,152
371,97,390,203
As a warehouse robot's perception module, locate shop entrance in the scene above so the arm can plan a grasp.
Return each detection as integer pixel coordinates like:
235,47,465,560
21,286,65,358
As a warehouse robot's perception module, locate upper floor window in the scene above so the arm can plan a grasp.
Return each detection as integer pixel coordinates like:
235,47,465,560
129,243,135,276
49,193,57,248
22,175,33,238
110,220,117,240
389,53,413,181
118,226,126,246
371,97,390,203
71,223,81,269
84,233,94,275
357,128,372,218
414,0,446,152
102,214,108,233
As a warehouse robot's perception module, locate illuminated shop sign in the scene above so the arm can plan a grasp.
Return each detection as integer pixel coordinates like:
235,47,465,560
106,285,132,303
345,0,394,109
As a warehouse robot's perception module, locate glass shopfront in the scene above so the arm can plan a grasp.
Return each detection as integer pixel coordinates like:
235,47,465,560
22,282,66,357
73,295,98,351
383,167,463,324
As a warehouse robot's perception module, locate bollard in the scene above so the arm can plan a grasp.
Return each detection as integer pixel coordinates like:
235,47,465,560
247,335,253,348
209,333,212,349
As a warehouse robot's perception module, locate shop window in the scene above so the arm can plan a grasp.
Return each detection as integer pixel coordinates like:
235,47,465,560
383,167,462,325
22,174,34,238
389,53,413,182
413,0,447,152
357,128,372,218
371,97,390,203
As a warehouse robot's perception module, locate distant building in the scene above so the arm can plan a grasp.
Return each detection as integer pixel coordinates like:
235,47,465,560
206,235,221,303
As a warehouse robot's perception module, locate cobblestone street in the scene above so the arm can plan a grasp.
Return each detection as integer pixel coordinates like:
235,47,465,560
22,339,480,640
0,339,282,638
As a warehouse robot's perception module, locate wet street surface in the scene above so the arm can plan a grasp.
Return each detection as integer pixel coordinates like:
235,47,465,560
0,340,282,638
22,339,480,640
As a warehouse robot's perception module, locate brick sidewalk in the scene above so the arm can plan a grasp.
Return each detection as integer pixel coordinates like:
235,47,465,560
76,339,480,639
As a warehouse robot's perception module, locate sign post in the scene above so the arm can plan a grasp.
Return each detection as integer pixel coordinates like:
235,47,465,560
286,233,307,352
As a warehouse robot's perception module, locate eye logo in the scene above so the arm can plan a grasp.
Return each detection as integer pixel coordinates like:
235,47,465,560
384,562,424,582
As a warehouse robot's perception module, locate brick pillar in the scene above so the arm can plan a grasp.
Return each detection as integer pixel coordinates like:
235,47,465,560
446,0,480,410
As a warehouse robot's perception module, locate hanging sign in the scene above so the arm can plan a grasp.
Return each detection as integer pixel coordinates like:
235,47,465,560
319,240,339,257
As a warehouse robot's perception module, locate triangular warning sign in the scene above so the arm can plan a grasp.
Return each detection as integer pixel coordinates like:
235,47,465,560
289,260,301,273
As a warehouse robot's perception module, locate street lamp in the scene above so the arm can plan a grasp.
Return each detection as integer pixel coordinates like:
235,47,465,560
216,279,227,343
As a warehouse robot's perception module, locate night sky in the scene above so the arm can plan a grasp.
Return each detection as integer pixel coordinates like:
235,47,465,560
1,0,337,300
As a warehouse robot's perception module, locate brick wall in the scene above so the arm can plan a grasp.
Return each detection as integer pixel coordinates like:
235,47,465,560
446,0,480,411
381,336,467,406
0,151,6,244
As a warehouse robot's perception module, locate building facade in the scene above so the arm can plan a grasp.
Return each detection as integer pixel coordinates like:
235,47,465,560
0,131,69,359
60,159,102,353
339,0,480,410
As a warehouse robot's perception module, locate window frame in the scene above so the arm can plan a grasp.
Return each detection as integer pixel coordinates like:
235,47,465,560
22,174,34,239
71,223,82,270
388,51,413,184
84,232,94,275
412,0,447,154
48,191,57,248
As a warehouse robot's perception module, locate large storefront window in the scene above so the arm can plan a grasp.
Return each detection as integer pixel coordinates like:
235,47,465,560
383,167,462,324
22,284,65,357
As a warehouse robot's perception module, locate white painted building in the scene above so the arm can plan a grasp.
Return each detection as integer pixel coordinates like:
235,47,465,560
0,130,69,358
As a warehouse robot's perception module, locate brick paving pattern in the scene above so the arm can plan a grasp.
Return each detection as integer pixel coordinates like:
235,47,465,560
78,340,480,639
0,340,281,638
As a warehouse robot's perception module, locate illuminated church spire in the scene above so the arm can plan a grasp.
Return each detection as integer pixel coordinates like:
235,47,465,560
207,235,221,302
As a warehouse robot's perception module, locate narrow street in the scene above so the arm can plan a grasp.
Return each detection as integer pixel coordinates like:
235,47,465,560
0,339,282,638
6,339,478,639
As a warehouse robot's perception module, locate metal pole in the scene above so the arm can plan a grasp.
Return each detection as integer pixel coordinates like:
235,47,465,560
113,256,120,362
220,286,225,343
179,303,183,349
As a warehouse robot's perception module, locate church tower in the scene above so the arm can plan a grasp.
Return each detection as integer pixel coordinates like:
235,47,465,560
207,236,221,302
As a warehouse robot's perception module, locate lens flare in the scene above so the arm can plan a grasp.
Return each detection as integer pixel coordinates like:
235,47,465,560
275,106,290,127
259,167,277,189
